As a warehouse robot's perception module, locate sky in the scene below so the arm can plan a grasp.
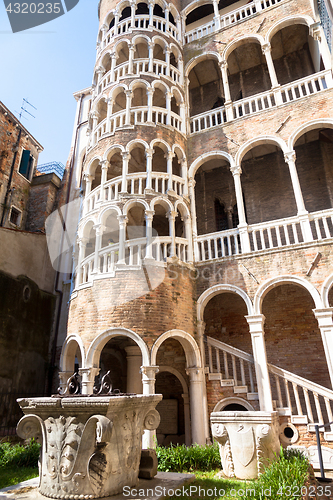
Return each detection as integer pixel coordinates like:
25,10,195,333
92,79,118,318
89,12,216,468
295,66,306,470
0,0,99,166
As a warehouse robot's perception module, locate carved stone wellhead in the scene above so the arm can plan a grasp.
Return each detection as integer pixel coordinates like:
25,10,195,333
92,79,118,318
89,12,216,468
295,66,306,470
211,411,280,480
17,394,162,499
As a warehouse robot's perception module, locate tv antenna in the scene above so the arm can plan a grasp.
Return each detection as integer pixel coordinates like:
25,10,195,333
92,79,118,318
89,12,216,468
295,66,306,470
17,98,37,121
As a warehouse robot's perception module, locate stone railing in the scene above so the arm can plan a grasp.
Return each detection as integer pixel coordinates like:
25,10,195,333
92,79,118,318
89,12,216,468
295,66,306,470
190,70,333,134
206,336,257,395
99,59,181,91
195,228,241,261
184,0,282,43
247,215,303,252
206,335,333,433
309,208,333,241
84,173,185,215
98,15,180,56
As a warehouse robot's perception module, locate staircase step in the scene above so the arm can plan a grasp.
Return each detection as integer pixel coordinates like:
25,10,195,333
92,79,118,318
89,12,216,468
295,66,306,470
208,373,222,381
247,392,259,400
291,415,308,424
234,386,248,394
308,423,325,433
278,407,292,416
220,379,235,387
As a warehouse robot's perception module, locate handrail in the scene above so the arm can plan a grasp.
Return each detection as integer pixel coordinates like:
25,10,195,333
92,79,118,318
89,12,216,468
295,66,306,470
206,336,254,363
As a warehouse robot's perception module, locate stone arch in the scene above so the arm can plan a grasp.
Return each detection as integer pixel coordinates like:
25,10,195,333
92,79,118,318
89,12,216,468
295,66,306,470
151,329,202,367
235,136,288,166
213,397,254,412
172,144,186,161
87,156,102,176
126,139,149,153
197,284,253,322
288,119,333,150
265,15,315,43
110,83,129,101
171,86,184,104
103,144,125,161
188,151,234,179
152,35,168,50
78,217,97,239
150,138,171,153
222,34,265,61
86,327,150,368
254,275,323,314
130,79,150,92
158,365,188,393
99,205,122,225
185,52,221,77
175,200,191,218
150,196,174,212
60,335,86,372
123,198,150,215
321,274,333,308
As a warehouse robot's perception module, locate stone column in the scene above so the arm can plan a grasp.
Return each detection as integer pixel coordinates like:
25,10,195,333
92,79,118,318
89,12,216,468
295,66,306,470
148,41,154,72
186,367,206,444
313,308,333,389
182,393,191,446
165,6,170,31
178,55,184,85
117,215,128,265
110,52,117,82
284,151,313,242
166,91,172,125
128,43,135,74
76,237,88,286
141,366,159,448
145,210,155,260
148,0,154,27
79,367,100,395
83,173,93,215
183,215,193,263
231,166,251,253
106,99,113,133
125,90,133,126
262,43,279,88
145,147,154,191
121,151,130,193
114,11,120,33
168,210,177,257
167,151,174,191
101,159,109,185
197,320,210,442
212,0,220,29
146,87,154,123
219,61,233,121
125,346,143,393
164,47,171,77
181,158,188,196
245,315,273,412
310,23,332,71
96,66,105,85
180,102,186,133
92,111,99,131
188,179,200,261
93,224,104,274
130,0,136,27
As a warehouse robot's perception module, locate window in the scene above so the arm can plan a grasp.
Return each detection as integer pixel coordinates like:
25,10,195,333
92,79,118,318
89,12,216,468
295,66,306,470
18,149,34,180
9,206,21,227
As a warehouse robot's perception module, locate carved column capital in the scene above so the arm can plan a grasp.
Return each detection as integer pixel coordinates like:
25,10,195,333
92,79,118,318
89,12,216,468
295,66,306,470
284,150,296,163
230,165,242,176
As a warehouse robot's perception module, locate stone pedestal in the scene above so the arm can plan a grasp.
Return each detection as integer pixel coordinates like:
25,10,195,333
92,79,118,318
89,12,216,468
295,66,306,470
17,394,162,499
211,411,280,480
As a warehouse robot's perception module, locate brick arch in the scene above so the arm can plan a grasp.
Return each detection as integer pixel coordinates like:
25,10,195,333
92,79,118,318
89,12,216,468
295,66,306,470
60,334,86,372
265,15,315,44
288,119,333,151
185,52,221,78
222,34,265,62
188,151,234,179
254,275,322,314
197,284,253,321
103,144,125,161
322,274,333,308
151,330,201,367
235,136,288,166
86,327,150,368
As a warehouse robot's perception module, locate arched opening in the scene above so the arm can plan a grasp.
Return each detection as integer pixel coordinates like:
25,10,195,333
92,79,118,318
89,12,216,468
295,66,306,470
116,42,129,65
106,150,123,181
132,84,148,107
153,3,164,18
119,6,131,22
134,40,149,59
175,209,185,237
152,145,167,172
172,154,181,176
294,127,333,214
96,99,107,126
329,286,333,307
127,204,146,239
188,58,224,116
101,211,119,248
263,283,331,388
135,2,149,15
186,3,214,31
240,144,296,225
101,53,111,73
170,51,178,69
113,89,126,112
171,95,180,115
227,41,271,100
152,203,169,237
153,86,167,108
194,158,236,235
156,339,189,446
271,24,322,86
84,223,96,257
128,146,146,174
153,41,166,62
91,163,102,190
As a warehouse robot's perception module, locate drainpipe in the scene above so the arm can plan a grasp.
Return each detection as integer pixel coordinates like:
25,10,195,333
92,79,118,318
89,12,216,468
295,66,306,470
0,127,22,227
48,94,85,395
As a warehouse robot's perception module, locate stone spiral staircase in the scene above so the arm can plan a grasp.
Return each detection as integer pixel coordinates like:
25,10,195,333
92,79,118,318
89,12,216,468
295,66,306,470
205,335,333,441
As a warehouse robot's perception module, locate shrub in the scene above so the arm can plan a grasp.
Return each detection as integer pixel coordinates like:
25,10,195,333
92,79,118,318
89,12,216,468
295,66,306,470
250,446,310,499
156,442,221,472
0,439,40,468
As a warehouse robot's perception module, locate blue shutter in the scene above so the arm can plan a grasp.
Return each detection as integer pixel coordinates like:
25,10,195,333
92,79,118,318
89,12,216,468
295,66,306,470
19,150,31,177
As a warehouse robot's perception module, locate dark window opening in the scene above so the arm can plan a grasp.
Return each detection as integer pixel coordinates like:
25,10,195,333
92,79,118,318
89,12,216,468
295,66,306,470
215,200,228,231
186,4,214,26
136,2,149,15
153,4,164,18
119,6,131,21
19,150,34,180
10,207,20,226
284,426,294,439
169,12,175,25
223,403,248,411
109,18,115,29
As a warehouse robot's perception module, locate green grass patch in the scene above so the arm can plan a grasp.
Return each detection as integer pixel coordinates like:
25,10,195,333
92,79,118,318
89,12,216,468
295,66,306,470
0,440,40,489
156,442,221,472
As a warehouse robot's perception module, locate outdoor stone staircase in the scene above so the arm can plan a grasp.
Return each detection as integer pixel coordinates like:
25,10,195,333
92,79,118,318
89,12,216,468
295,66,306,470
205,335,333,441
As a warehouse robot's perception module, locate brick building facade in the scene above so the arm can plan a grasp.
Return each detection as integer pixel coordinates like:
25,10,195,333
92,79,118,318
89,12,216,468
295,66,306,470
58,0,333,459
